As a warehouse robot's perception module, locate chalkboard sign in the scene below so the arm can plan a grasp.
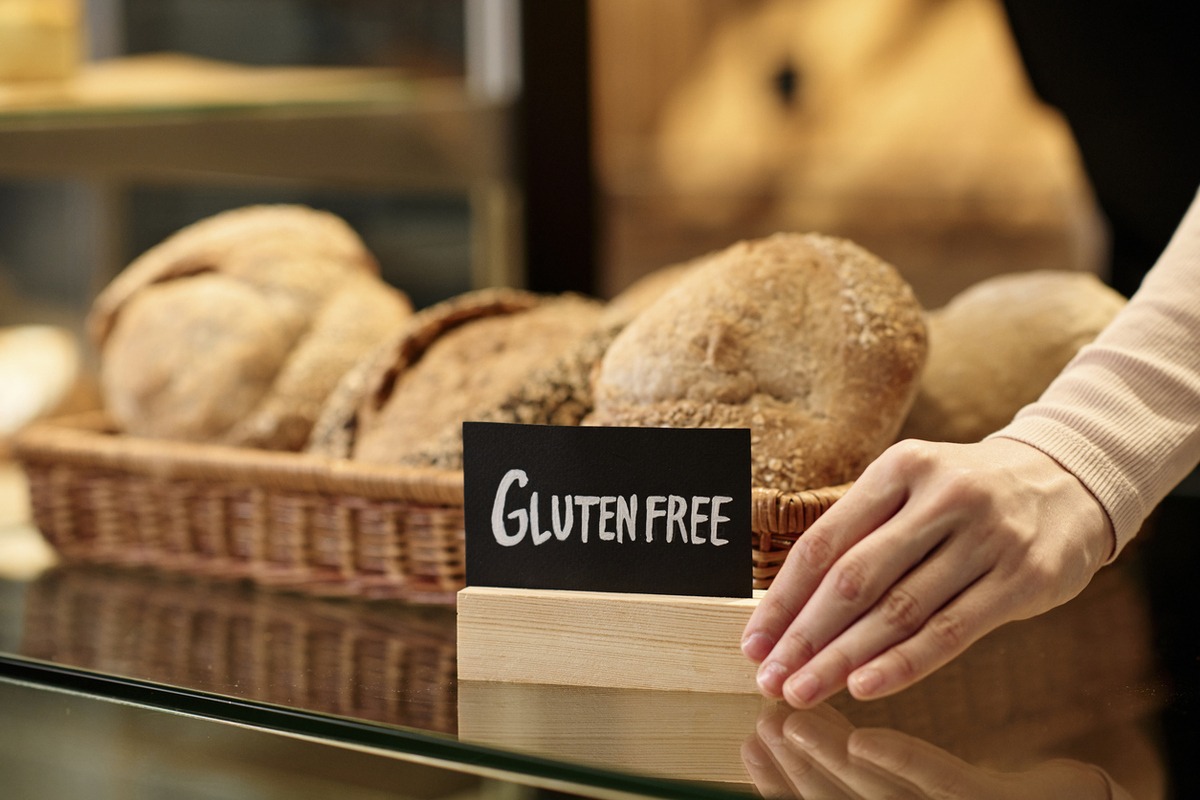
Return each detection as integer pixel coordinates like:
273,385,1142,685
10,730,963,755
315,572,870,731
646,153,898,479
462,422,751,598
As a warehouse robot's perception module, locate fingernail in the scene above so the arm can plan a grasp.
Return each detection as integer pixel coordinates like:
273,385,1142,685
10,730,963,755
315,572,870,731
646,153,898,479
756,661,789,696
850,668,882,698
783,672,821,707
741,632,775,662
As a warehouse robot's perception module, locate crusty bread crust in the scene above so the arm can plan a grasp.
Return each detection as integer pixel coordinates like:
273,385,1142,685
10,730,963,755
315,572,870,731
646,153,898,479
306,287,543,459
308,288,605,468
94,205,412,449
89,205,379,347
586,233,927,490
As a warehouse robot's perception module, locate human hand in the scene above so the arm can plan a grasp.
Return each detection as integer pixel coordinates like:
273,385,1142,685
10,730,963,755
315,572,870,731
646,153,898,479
742,437,1113,707
741,703,1125,800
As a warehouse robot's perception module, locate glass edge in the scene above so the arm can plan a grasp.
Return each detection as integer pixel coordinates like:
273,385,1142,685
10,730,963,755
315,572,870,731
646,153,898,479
0,653,756,800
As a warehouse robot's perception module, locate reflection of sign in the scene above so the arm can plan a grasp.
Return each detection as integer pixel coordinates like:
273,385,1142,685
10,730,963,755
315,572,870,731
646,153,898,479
463,422,751,597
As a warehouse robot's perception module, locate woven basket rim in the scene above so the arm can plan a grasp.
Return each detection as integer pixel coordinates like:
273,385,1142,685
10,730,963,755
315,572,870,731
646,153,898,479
14,411,464,505
14,412,852,530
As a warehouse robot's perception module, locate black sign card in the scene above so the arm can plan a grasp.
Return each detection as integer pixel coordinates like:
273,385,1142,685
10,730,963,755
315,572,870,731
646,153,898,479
462,422,751,598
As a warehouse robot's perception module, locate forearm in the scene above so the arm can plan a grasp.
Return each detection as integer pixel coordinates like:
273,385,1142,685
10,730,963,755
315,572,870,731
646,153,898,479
991,187,1200,556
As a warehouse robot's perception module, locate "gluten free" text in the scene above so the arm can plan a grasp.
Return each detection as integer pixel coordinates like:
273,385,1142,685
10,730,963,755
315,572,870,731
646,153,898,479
490,468,732,547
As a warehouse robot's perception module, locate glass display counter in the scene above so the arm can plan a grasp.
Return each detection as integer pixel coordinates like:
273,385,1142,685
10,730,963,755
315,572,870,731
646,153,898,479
1,459,1198,799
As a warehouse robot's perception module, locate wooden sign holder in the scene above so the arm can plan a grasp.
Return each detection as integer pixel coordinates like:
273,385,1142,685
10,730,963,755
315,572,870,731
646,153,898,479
456,586,764,694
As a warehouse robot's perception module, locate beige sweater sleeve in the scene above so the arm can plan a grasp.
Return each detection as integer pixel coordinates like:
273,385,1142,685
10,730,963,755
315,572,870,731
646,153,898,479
990,187,1200,559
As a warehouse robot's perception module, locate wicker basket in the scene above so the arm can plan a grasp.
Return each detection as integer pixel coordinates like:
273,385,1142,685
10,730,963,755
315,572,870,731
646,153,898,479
13,413,850,601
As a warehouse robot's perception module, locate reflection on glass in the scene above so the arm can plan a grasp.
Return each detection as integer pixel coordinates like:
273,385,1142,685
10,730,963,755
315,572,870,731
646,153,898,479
0,677,488,800
19,565,458,733
4,533,1177,799
743,703,1136,800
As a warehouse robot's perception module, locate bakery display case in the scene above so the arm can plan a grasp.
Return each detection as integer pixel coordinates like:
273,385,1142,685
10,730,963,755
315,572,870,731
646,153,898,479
2,2,1199,798
0,0,524,332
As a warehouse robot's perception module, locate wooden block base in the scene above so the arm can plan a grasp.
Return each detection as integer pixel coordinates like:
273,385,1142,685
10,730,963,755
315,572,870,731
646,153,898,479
456,586,763,694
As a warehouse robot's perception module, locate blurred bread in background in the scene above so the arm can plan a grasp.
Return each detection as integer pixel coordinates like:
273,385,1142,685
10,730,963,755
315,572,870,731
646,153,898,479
900,270,1127,443
0,325,92,444
90,205,413,450
592,0,1105,308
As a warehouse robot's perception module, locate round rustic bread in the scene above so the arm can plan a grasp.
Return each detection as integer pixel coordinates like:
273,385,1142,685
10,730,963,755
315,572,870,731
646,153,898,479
586,232,928,490
308,288,605,468
899,270,1126,443
92,205,413,449
89,204,379,345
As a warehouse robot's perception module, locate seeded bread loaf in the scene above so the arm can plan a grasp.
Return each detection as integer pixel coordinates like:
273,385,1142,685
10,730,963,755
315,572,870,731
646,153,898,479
307,288,605,468
586,233,928,490
91,205,413,449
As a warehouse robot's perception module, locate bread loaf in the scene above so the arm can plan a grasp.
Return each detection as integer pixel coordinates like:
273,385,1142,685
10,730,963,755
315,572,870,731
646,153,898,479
308,288,605,468
586,233,927,490
91,205,413,450
0,325,81,438
899,270,1126,443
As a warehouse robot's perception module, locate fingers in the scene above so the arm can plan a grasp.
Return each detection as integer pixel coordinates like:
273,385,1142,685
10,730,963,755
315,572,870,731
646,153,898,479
749,704,925,800
752,703,1118,800
844,573,1012,701
744,437,1112,706
850,729,1117,800
775,533,999,707
780,709,924,800
753,468,985,700
759,508,961,701
750,705,859,799
848,728,982,796
742,462,910,664
739,736,796,800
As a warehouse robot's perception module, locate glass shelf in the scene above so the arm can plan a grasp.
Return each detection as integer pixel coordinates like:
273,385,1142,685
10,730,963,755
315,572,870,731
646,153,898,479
0,55,511,188
2,448,1200,796
2,487,1199,797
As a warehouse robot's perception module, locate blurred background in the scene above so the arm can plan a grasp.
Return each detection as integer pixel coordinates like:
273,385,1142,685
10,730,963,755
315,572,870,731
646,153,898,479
0,0,1105,440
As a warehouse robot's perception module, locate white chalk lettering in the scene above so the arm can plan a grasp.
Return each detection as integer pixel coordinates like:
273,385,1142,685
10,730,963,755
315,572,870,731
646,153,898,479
645,496,665,542
690,496,709,544
489,469,734,547
575,496,600,543
551,494,574,541
491,469,529,546
710,496,731,546
530,491,551,545
598,496,616,541
666,495,688,543
617,495,638,543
